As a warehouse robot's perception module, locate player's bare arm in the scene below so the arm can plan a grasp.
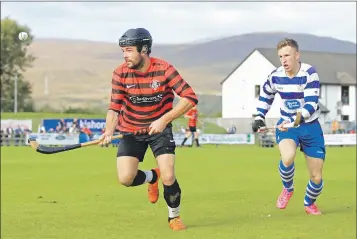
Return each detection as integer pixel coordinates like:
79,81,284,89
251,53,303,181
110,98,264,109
105,110,119,132
149,65,198,135
162,98,195,124
149,98,194,135
99,110,119,145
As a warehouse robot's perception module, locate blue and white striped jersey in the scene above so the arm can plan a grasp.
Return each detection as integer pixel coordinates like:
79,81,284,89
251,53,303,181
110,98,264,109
256,63,321,123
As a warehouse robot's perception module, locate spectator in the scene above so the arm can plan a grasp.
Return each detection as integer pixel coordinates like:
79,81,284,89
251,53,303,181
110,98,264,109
37,124,46,133
69,124,79,134
72,118,80,131
4,127,12,146
81,124,92,139
55,125,62,133
331,119,339,134
0,129,3,146
226,125,236,134
14,125,23,146
58,119,66,131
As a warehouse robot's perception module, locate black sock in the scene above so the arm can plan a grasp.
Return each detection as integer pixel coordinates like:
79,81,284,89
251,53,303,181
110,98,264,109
163,180,181,222
181,138,187,146
195,138,200,146
149,169,158,184
130,170,147,186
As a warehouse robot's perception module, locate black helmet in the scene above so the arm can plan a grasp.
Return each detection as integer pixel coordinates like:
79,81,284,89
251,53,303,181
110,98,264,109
119,28,153,54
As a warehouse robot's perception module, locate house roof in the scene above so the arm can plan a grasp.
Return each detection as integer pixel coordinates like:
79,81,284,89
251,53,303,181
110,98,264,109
221,48,356,85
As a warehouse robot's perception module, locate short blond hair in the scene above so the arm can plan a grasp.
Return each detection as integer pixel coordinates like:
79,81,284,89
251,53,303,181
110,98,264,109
277,38,299,51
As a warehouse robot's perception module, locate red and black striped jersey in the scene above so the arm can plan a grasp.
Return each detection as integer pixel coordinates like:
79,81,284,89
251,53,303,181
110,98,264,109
186,108,198,127
109,57,198,132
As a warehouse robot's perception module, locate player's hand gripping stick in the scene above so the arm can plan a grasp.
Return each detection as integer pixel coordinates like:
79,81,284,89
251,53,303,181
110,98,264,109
257,111,302,133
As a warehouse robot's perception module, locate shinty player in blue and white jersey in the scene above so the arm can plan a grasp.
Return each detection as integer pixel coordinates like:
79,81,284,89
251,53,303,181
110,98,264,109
252,38,325,215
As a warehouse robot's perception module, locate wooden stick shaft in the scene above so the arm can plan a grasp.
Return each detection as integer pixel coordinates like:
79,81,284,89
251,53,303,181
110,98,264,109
259,112,302,132
80,134,124,147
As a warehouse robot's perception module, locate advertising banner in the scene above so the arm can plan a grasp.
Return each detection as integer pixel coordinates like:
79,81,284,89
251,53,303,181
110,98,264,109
42,118,106,132
25,133,79,145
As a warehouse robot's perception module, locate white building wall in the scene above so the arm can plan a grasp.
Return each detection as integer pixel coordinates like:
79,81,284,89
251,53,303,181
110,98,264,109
222,50,356,131
342,85,356,121
348,85,356,121
320,85,356,122
222,50,282,119
319,85,340,122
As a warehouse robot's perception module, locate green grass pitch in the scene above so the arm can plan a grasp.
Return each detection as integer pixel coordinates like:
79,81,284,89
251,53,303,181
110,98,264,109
1,145,356,239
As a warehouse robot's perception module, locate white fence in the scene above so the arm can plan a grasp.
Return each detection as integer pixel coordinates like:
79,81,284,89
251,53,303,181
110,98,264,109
1,119,32,131
324,134,356,146
0,118,355,147
174,133,255,146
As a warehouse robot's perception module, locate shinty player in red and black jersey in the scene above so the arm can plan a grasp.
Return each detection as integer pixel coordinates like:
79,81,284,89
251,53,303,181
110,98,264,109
180,105,201,147
98,28,197,231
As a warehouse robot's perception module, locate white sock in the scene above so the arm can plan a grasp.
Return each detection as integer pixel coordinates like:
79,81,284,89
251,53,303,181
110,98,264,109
143,170,153,183
168,205,180,218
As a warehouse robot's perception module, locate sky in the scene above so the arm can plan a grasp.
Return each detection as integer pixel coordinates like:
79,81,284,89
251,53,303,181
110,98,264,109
1,2,356,44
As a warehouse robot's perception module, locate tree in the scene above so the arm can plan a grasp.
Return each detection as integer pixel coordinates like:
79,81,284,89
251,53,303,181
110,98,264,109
1,17,35,112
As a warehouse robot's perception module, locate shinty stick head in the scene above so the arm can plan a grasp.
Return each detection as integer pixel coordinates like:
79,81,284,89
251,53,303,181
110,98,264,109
28,138,39,150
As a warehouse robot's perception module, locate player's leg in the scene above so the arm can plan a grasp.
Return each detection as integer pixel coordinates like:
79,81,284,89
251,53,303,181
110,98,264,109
299,120,326,215
275,125,299,209
192,127,200,147
180,131,191,146
303,154,324,215
150,127,187,231
116,136,159,188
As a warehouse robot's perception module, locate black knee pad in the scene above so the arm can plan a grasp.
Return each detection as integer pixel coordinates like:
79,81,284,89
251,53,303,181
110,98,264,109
163,180,181,208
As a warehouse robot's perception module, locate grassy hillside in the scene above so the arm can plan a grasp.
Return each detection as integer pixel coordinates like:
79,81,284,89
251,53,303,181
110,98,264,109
22,33,356,111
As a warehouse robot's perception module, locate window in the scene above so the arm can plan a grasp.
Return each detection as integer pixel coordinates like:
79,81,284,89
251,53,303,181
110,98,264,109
342,115,349,121
255,85,260,98
341,86,349,105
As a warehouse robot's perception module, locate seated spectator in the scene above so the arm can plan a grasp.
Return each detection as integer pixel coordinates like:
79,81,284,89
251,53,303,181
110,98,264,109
59,119,65,128
4,127,12,146
37,124,46,133
55,125,62,133
63,126,70,133
14,125,23,146
0,129,3,146
72,118,80,131
226,125,236,134
69,124,78,134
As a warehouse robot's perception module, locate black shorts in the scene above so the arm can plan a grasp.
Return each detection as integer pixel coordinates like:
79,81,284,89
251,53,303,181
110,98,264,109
189,126,196,132
117,127,176,162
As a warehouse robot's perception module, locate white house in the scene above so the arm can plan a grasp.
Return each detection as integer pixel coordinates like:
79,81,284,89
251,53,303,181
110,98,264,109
221,48,356,125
